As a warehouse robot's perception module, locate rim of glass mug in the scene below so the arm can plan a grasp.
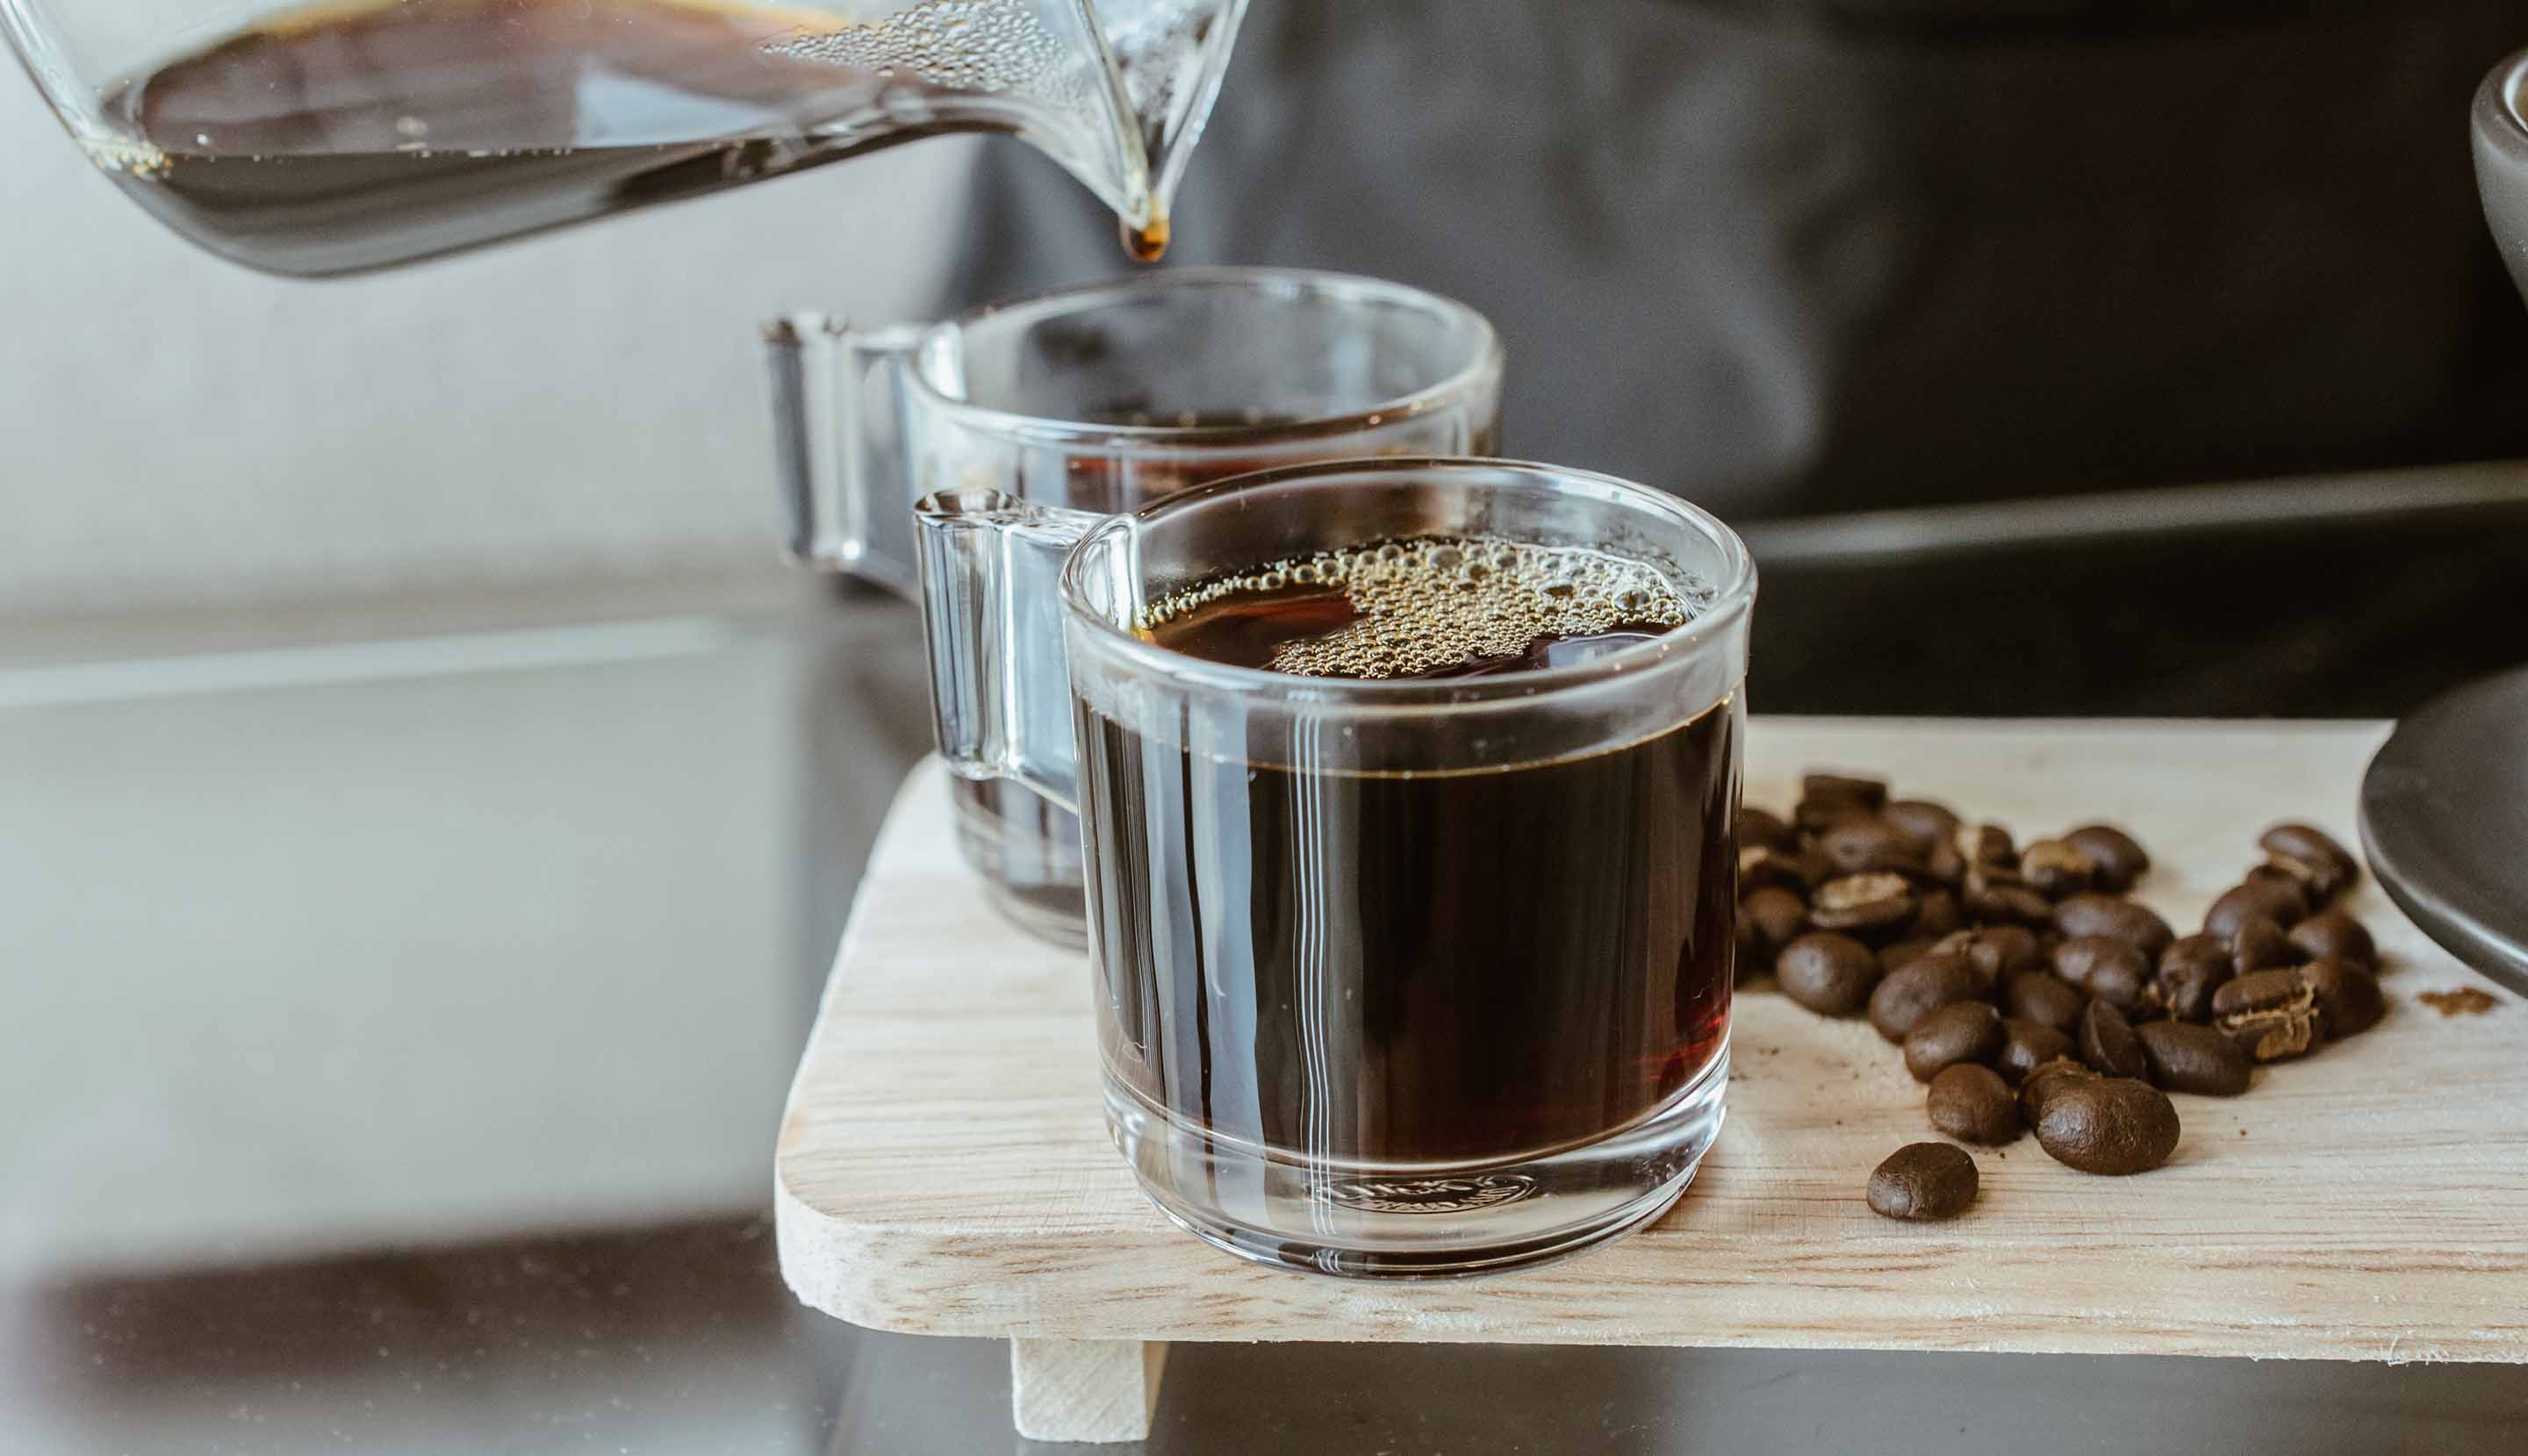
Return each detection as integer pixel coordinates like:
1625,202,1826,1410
1054,456,1758,710
904,269,1504,454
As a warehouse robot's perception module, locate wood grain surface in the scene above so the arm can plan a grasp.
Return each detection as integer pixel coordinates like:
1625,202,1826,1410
775,720,2528,1362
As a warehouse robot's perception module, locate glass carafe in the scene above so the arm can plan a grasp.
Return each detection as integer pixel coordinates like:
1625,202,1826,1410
3,0,1247,276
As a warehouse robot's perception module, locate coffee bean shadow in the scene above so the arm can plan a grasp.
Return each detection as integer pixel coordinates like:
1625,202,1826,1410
2154,1124,2217,1172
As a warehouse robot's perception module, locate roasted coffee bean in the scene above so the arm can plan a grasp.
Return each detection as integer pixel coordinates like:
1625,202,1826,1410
1934,926,2042,982
1905,1001,2006,1082
2050,935,2122,986
2210,967,2305,1018
2301,956,2386,1036
1742,886,1809,954
1820,817,1926,877
1796,797,1876,835
1911,888,1963,938
2134,1020,2252,1096
1870,955,1988,1043
1810,872,1919,936
1972,823,2018,869
1928,1064,2023,1144
2085,958,2150,1016
2053,893,2175,959
2230,914,2296,975
2018,839,2100,898
1989,926,2047,972
2288,910,2376,969
2255,852,2346,905
1882,800,1962,853
2212,968,2321,1061
2003,971,2088,1034
1797,843,1840,889
1804,772,1888,809
2259,822,2359,896
1997,1018,2079,1086
1776,932,1880,1016
2017,1058,2094,1120
1922,836,1967,887
1734,918,1768,982
1738,805,1794,853
1739,845,1809,893
2078,999,2147,1079
1965,881,2057,928
1878,938,1937,976
2054,936,2148,993
2064,824,2150,893
2035,1075,2180,1175
1867,1142,1978,1221
2156,935,2234,1023
2205,878,2309,938
1966,857,2025,890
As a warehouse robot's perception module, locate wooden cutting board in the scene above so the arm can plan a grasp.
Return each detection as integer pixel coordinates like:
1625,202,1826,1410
776,720,2528,1374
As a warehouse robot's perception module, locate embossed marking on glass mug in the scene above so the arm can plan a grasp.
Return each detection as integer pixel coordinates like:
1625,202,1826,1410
1312,1175,1540,1215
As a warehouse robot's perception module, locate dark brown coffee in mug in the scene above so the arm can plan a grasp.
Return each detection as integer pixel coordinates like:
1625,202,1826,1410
1083,534,1736,1162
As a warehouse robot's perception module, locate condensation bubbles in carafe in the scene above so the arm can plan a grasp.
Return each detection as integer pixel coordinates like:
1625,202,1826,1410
765,0,1073,97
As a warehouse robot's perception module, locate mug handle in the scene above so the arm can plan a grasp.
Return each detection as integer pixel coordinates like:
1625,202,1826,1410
764,314,928,597
915,488,1103,813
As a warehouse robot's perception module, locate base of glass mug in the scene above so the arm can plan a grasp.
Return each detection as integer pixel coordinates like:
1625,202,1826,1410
1105,1040,1728,1279
980,879,1091,950
950,777,1089,949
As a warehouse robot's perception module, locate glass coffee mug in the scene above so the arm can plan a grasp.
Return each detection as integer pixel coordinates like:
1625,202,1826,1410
768,269,1502,944
916,458,1755,1276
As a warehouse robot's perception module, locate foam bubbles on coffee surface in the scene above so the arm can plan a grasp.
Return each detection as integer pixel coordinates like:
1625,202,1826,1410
1143,535,1696,680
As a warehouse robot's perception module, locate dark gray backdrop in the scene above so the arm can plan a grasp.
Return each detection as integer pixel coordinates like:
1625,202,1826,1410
947,0,2528,520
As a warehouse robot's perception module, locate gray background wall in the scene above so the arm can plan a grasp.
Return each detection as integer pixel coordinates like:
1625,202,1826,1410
0,74,960,1274
0,73,977,618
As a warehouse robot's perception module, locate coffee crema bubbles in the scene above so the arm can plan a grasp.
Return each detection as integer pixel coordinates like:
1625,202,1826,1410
1136,535,1700,681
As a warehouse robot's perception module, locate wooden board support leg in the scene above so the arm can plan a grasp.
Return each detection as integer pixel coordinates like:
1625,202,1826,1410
1009,1338,1168,1443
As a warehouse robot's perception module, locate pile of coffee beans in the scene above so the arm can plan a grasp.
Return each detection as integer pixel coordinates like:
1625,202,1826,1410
1736,773,2382,1220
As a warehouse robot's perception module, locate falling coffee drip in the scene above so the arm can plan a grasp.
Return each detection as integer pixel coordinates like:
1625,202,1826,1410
1124,215,1171,264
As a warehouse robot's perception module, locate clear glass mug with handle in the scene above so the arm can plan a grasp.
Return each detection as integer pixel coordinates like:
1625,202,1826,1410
767,269,1503,943
4,0,1249,276
915,458,1756,1276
